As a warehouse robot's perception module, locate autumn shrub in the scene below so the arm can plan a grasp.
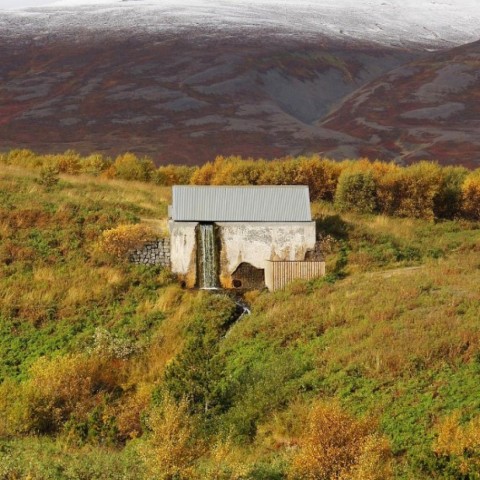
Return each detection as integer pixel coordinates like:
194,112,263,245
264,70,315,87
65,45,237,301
218,159,266,186
2,149,40,168
288,402,392,480
258,158,298,186
190,160,216,185
0,378,29,436
98,224,157,258
294,156,343,201
374,166,403,216
55,150,82,174
433,412,480,478
190,155,342,201
201,437,250,479
392,162,443,220
433,166,468,219
138,395,202,480
116,383,153,440
190,156,263,186
335,170,377,214
461,169,480,220
155,164,196,185
23,354,122,435
111,153,155,181
37,165,60,190
81,153,112,176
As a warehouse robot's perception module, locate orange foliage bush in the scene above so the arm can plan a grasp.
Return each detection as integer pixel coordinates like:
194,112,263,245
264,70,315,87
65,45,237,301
289,402,392,480
99,224,157,258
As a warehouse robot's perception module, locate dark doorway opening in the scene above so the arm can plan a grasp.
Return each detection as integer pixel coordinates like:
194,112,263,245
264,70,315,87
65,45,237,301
232,262,265,290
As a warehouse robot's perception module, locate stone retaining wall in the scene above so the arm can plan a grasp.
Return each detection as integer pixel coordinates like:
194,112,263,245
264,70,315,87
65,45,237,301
129,238,171,267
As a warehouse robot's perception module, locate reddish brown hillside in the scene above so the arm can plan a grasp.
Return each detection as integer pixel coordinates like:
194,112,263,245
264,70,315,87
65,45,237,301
0,32,413,165
320,40,480,167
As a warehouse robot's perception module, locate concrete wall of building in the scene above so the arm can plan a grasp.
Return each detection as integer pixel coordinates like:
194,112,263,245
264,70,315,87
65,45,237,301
169,221,316,289
217,222,316,288
169,221,198,287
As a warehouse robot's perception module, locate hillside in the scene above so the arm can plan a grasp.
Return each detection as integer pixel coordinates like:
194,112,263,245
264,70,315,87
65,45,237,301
0,35,412,164
321,40,480,168
1,161,480,479
1,0,480,165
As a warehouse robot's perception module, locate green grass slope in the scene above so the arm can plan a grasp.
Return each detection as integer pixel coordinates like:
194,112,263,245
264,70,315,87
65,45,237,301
0,165,479,479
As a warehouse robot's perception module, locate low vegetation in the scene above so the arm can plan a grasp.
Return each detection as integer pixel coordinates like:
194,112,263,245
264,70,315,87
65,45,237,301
0,155,479,479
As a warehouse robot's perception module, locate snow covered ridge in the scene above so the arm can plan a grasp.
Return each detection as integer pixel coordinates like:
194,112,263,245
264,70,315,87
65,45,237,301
1,0,480,48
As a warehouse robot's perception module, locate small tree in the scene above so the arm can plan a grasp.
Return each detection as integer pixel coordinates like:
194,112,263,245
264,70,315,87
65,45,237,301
335,170,377,214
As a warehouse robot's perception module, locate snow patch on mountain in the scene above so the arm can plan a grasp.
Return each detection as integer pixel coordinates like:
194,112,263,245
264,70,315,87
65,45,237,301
1,0,479,48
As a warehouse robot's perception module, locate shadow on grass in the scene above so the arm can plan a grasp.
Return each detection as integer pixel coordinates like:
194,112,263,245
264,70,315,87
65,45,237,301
315,214,351,241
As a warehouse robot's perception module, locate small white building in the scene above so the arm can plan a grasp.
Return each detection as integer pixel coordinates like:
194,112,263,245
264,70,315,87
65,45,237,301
168,185,325,290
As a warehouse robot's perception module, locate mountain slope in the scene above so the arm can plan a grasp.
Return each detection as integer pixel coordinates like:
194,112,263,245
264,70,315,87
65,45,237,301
0,0,479,165
0,35,413,163
320,40,480,167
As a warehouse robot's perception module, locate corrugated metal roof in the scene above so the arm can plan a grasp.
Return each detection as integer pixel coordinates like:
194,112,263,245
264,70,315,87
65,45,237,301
171,185,312,222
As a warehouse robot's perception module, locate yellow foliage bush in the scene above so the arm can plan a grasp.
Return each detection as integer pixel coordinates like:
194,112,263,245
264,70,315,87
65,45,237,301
155,164,196,186
289,402,392,480
461,169,480,220
55,150,82,174
433,412,480,476
190,160,216,185
294,156,343,201
202,436,250,479
138,395,202,480
111,153,155,181
395,162,443,220
99,224,157,258
80,153,112,176
23,354,122,434
0,378,29,436
116,383,153,440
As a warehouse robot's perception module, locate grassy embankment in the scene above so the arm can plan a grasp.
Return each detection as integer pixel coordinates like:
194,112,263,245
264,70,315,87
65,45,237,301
0,164,479,479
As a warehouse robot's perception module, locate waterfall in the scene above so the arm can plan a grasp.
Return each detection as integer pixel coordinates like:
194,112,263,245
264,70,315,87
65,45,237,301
198,224,219,289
